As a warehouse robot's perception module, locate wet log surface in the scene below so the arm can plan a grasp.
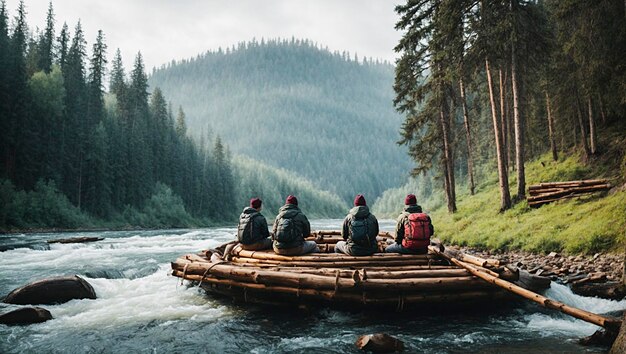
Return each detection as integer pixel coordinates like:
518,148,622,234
47,236,104,244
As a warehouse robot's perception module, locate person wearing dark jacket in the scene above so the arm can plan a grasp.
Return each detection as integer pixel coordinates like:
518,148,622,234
237,198,272,250
385,194,434,254
272,195,319,255
335,194,379,256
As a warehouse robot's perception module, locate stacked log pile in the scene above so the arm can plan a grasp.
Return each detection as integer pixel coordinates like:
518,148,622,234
527,179,611,208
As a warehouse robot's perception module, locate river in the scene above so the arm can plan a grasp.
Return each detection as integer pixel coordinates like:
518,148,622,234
1,220,624,353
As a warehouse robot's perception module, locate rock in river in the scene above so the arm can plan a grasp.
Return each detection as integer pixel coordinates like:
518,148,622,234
0,307,52,325
3,275,96,305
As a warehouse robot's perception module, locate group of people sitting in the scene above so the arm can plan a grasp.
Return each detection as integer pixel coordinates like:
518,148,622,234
236,193,434,256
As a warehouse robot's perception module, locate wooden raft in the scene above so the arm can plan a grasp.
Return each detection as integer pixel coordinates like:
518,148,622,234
528,179,611,208
170,232,541,310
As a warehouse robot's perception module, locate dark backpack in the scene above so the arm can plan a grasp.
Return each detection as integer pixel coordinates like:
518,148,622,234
275,216,300,244
349,216,370,247
402,213,431,250
237,212,259,244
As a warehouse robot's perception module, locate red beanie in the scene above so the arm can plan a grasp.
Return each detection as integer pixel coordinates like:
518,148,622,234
354,194,366,206
405,194,417,205
250,198,262,209
286,195,298,205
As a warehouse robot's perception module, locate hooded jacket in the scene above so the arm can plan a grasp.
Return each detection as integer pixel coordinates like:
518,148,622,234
272,203,311,249
394,204,434,244
341,205,379,256
237,207,270,245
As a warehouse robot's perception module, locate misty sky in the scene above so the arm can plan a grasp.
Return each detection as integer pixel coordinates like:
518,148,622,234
6,0,402,72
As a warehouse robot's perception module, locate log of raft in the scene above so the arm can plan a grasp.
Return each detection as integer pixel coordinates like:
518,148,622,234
527,179,611,208
169,234,529,310
430,245,622,330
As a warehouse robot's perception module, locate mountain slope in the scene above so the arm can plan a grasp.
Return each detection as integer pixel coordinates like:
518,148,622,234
148,39,411,202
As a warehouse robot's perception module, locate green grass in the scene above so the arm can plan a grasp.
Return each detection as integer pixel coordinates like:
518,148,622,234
432,152,626,255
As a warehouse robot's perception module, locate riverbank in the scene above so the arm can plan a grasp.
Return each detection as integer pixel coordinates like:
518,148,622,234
464,246,625,299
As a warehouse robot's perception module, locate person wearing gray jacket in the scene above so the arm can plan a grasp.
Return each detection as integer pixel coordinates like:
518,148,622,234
335,194,379,256
272,195,319,255
237,198,272,250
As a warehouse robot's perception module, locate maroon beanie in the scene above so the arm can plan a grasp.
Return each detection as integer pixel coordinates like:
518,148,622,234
250,198,262,209
405,194,417,205
354,194,366,206
286,195,298,206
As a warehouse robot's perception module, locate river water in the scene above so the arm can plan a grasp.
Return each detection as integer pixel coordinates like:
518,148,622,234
1,220,625,353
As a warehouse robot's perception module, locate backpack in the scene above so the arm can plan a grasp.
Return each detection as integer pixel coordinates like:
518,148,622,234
274,216,300,244
237,212,259,244
349,216,370,247
402,213,431,250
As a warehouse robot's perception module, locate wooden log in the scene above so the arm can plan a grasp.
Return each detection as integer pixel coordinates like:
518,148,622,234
171,262,481,291
530,179,609,188
225,263,457,271
528,191,603,207
430,246,622,330
231,246,434,263
47,236,104,244
173,270,505,304
527,184,611,202
228,256,440,268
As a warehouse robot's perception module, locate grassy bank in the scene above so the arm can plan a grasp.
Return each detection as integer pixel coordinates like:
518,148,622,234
431,146,626,255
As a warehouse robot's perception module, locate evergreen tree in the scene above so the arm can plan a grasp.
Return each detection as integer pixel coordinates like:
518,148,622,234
0,0,10,180
37,1,55,73
56,22,69,69
62,20,88,207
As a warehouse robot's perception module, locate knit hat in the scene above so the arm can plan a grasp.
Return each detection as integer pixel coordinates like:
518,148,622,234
405,194,417,205
286,195,298,206
250,198,262,209
354,194,366,206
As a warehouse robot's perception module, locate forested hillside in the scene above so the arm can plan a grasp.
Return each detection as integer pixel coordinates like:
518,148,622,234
148,40,412,202
373,0,626,253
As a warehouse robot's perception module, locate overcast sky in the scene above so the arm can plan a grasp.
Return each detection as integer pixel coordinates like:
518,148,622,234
6,0,403,72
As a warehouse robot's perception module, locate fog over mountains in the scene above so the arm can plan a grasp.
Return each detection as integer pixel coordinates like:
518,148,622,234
149,39,412,203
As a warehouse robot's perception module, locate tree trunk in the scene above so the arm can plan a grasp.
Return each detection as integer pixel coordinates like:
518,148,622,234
486,59,511,211
545,91,557,161
576,95,591,159
440,102,457,213
588,96,596,154
459,78,475,195
511,26,526,199
499,69,509,170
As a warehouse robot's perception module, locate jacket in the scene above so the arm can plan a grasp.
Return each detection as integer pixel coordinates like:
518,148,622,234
237,207,270,245
341,205,379,256
272,204,311,249
394,204,434,244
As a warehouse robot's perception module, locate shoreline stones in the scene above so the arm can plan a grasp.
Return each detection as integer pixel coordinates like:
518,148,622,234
460,247,625,299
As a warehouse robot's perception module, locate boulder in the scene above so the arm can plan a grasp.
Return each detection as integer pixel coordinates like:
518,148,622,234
3,275,96,305
0,307,52,325
355,333,404,353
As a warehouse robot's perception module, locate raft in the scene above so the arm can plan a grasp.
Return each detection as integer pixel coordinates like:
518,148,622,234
170,231,550,310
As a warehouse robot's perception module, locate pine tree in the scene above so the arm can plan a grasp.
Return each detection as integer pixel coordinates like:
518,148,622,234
0,0,10,179
56,22,69,70
37,1,55,73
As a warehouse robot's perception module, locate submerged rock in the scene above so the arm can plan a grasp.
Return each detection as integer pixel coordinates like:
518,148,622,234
3,275,96,305
0,307,52,325
355,333,404,353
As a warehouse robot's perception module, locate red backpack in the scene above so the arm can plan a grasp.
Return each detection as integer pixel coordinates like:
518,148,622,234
402,213,431,250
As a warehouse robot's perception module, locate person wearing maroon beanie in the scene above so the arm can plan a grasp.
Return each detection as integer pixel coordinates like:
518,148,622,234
272,195,318,255
335,194,380,256
236,197,272,250
385,194,434,254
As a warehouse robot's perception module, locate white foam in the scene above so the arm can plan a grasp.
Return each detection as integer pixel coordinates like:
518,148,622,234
36,264,229,332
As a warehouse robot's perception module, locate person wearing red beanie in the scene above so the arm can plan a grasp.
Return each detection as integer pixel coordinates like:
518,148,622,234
272,195,319,255
385,194,434,254
237,197,272,251
335,194,380,256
